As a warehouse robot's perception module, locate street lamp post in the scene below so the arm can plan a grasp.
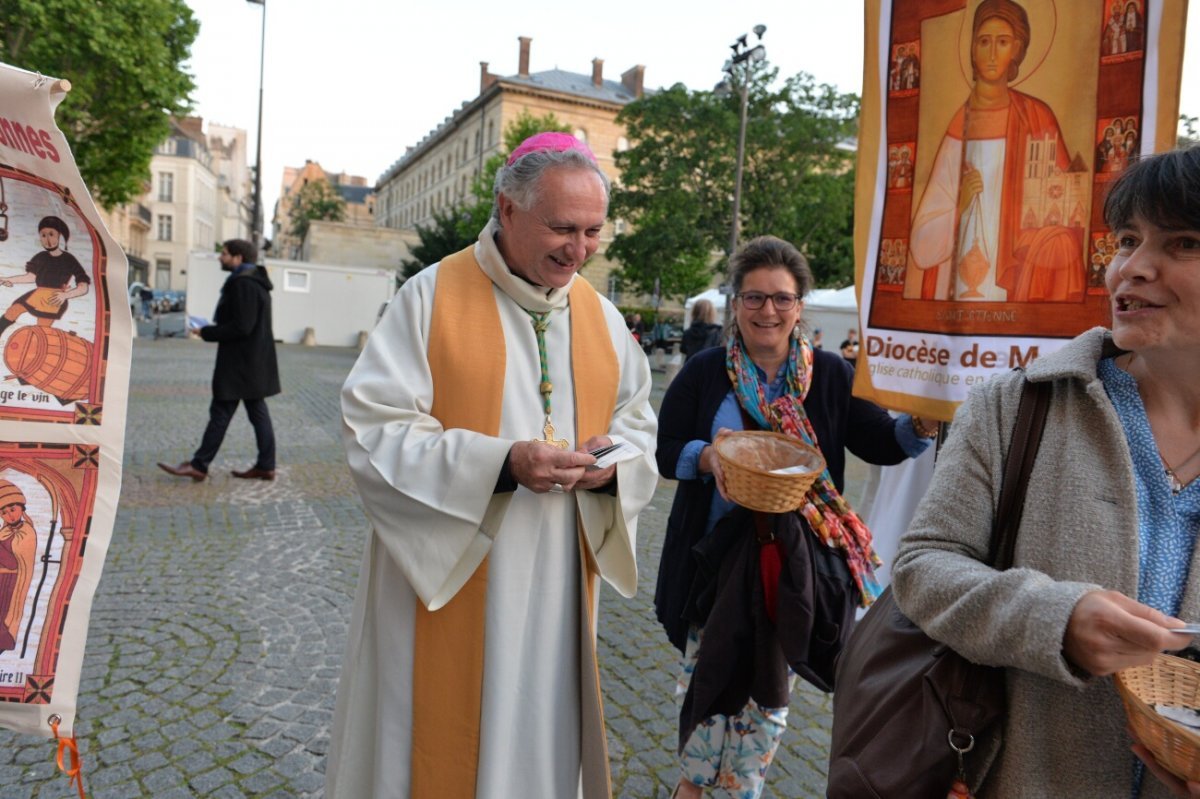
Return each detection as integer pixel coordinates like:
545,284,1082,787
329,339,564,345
248,0,266,253
719,25,766,256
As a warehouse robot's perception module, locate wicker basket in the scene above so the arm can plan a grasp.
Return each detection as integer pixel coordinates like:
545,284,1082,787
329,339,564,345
1116,654,1200,782
713,430,825,513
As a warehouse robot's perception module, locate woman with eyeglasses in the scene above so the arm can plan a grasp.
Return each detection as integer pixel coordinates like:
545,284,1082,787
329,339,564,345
654,236,936,799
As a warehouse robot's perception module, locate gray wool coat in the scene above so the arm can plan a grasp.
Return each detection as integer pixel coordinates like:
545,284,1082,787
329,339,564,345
893,327,1199,798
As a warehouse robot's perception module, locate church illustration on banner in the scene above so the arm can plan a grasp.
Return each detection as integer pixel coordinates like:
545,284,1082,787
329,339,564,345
1019,131,1089,231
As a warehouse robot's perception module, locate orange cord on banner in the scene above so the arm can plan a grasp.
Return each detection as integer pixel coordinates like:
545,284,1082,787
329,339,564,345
48,715,87,799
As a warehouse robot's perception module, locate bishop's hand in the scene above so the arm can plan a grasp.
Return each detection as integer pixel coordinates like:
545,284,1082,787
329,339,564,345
508,440,594,493
573,435,616,492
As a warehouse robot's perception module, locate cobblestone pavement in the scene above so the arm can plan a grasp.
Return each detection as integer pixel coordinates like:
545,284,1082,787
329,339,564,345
0,339,851,798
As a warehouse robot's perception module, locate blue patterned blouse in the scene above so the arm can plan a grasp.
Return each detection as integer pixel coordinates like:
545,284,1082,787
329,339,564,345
1099,357,1200,618
1100,357,1200,798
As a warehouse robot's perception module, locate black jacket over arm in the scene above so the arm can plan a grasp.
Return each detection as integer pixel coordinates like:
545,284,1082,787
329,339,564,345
653,345,908,653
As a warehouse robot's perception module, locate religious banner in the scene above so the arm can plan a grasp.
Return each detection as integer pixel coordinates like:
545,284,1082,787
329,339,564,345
0,60,131,747
853,0,1189,419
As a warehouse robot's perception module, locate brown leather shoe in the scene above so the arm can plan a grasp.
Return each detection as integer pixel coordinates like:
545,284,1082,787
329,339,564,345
231,467,275,481
157,461,207,481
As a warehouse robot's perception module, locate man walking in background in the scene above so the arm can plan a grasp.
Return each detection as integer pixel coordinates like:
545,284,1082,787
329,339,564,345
158,238,280,481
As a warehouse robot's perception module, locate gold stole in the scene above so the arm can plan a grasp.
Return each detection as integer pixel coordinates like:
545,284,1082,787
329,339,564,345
414,243,619,798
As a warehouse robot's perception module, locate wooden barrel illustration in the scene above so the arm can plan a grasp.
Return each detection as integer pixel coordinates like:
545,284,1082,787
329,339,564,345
3,326,92,404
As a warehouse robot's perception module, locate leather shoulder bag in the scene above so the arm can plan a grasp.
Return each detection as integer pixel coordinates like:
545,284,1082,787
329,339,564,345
826,376,1051,799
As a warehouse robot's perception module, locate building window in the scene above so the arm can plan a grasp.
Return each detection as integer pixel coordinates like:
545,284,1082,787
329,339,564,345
607,274,622,304
614,218,627,235
488,121,496,146
155,258,171,290
617,136,630,152
283,269,310,293
574,128,588,143
157,214,173,241
158,172,174,202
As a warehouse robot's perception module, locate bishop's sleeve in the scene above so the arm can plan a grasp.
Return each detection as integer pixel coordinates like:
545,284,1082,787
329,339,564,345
575,301,659,599
341,266,514,611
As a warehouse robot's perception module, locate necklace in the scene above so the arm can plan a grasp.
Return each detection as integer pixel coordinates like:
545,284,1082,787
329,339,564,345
1125,352,1200,494
1162,442,1200,495
526,309,568,449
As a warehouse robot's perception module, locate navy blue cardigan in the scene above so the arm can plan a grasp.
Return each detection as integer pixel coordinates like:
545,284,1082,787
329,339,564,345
653,345,910,653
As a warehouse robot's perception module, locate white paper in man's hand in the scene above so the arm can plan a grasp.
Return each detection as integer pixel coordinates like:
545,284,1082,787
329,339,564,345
587,440,638,470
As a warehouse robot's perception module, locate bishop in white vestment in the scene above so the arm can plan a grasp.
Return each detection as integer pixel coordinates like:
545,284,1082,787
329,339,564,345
327,133,658,799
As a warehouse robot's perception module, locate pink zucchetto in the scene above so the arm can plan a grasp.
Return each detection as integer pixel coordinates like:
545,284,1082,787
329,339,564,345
505,132,597,165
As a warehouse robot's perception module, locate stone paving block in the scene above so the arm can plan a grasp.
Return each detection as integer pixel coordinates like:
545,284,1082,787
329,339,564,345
257,735,299,759
188,765,236,793
142,763,187,792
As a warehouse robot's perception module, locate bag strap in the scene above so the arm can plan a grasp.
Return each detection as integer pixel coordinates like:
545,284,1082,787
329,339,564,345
989,376,1052,571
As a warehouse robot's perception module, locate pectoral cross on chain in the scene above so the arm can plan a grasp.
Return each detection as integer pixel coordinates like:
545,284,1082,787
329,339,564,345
534,419,569,449
527,310,570,449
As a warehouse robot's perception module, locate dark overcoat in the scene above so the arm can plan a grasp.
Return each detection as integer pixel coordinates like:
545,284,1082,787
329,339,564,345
199,266,281,401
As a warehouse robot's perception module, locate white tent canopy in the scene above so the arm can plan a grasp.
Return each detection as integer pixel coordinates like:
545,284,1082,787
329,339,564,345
683,288,727,326
683,285,859,345
804,285,859,347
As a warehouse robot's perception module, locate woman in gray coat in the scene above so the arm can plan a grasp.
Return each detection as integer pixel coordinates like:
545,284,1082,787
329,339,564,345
894,147,1200,797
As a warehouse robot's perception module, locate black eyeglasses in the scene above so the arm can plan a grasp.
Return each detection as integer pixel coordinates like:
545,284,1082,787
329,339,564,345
736,291,801,311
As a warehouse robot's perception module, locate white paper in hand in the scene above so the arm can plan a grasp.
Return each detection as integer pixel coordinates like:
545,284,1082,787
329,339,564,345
587,440,638,470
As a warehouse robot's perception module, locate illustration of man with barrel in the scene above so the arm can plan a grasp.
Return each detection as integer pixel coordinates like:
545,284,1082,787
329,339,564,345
0,215,91,337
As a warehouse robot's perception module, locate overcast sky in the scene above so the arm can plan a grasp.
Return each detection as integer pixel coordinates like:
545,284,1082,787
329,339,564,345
182,0,1200,236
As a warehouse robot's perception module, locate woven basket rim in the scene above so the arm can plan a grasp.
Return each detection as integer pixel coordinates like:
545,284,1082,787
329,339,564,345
713,430,825,477
1116,654,1200,777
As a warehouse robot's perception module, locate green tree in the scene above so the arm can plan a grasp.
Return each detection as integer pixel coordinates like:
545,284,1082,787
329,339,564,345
1179,114,1199,148
1,0,198,207
400,206,475,280
288,180,346,240
401,110,570,278
609,66,860,301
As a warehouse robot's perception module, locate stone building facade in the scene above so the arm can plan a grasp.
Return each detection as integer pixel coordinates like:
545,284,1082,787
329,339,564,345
103,117,251,293
270,161,374,261
375,36,646,297
300,219,415,271
96,198,153,286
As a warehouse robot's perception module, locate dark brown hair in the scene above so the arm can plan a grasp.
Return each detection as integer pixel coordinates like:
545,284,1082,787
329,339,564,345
223,238,258,264
1103,147,1200,232
729,236,813,297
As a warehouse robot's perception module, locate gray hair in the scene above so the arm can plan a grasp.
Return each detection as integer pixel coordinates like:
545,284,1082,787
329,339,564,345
491,148,611,222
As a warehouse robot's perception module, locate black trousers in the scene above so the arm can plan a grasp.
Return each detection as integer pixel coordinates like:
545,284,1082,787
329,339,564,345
191,397,275,472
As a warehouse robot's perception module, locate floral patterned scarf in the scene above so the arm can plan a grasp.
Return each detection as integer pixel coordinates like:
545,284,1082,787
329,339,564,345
726,332,883,606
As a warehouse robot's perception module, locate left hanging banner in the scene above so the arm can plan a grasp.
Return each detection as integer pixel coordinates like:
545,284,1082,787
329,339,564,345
0,61,131,738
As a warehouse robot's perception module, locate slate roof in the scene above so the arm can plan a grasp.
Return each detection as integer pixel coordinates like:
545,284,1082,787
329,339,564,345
499,68,641,105
336,184,372,204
